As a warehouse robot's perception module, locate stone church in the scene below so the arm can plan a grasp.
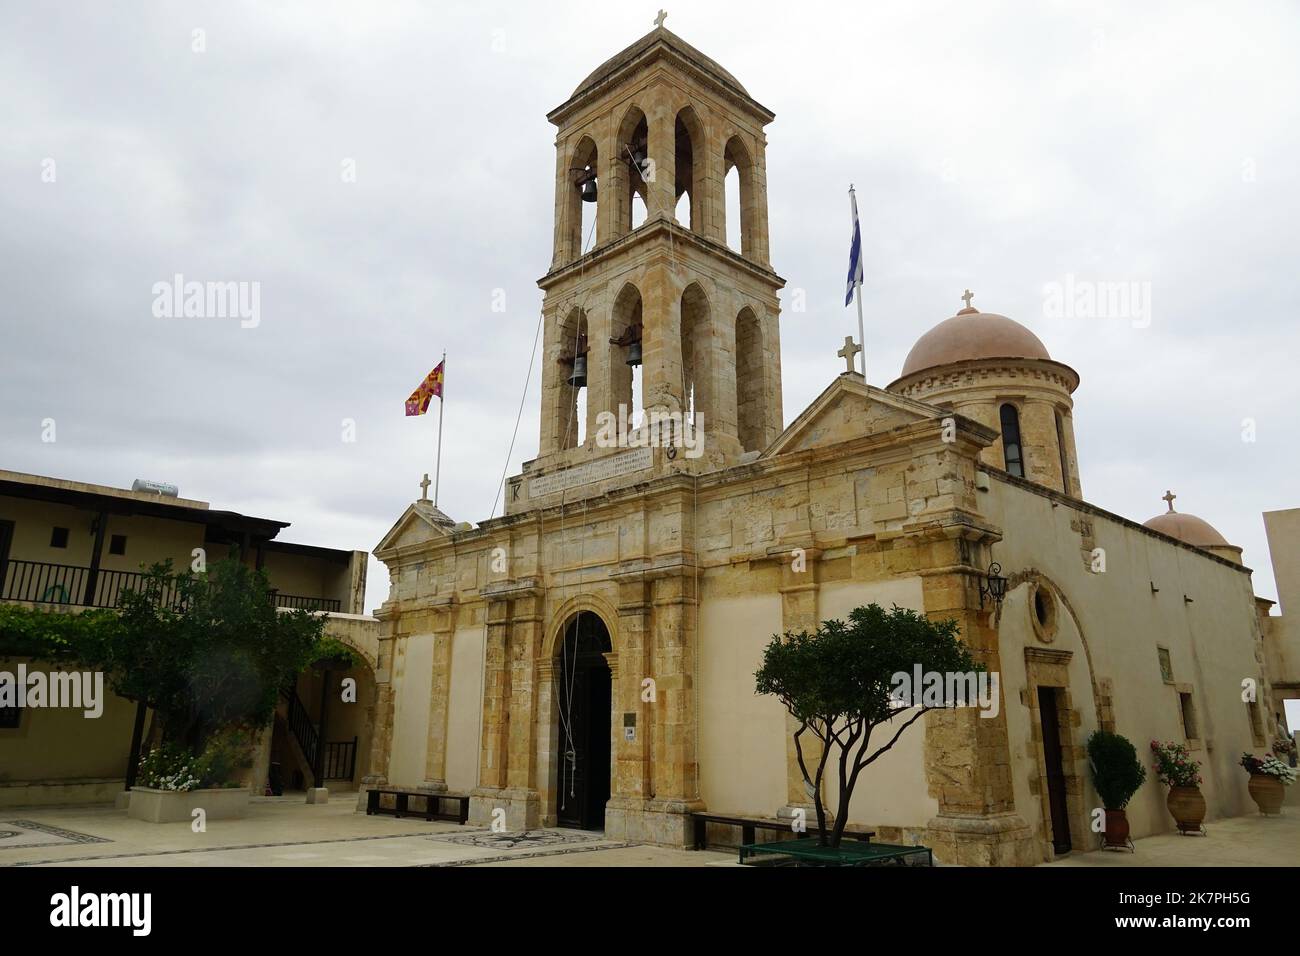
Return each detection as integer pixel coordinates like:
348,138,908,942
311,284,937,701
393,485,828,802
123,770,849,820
365,25,1284,864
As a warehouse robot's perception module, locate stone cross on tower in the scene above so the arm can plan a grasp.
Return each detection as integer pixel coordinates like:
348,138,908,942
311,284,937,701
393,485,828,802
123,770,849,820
837,335,862,375
419,473,431,502
961,289,974,310
654,9,667,28
1162,489,1176,513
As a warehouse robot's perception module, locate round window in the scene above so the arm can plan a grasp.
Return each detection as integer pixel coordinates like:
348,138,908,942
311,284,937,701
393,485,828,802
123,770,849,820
1030,583,1058,642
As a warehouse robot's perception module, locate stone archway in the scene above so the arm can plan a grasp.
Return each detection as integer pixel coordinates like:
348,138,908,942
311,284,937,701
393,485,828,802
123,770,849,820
552,610,614,830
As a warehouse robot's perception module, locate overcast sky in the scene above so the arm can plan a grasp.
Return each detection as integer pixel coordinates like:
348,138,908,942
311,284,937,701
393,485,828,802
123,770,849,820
2,1,1297,612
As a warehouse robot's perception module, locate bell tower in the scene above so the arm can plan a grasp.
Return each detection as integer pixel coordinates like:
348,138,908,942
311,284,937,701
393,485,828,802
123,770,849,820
528,24,784,500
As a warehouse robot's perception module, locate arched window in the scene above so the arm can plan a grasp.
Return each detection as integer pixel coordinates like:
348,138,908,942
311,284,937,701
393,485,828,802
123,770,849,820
723,135,754,255
565,137,599,261
675,107,705,231
613,107,648,238
680,283,713,427
1000,403,1025,477
610,283,643,432
557,307,589,449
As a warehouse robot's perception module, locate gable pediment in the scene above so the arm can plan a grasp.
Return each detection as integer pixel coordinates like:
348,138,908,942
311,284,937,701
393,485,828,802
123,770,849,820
374,501,458,556
763,374,946,458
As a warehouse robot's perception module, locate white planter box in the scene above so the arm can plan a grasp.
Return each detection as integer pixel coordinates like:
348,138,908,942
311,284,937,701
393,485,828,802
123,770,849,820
127,786,251,823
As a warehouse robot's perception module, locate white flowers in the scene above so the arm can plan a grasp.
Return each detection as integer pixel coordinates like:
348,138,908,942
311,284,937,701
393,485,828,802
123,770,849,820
1258,754,1298,786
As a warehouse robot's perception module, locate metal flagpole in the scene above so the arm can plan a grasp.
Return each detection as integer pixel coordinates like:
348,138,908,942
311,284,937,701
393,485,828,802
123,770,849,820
850,186,866,379
434,350,445,507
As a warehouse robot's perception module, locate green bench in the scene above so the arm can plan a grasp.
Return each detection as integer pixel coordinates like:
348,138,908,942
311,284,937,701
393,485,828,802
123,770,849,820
739,837,933,867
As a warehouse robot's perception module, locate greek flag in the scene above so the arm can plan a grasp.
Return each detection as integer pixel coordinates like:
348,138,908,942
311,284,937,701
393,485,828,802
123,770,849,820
845,186,863,306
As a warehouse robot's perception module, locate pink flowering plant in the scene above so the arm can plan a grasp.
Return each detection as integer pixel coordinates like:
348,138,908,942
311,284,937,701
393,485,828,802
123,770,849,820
1150,740,1202,788
1240,752,1298,785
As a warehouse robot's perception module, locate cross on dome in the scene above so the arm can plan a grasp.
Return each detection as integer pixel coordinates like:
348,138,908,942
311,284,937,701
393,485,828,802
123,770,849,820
1162,490,1176,513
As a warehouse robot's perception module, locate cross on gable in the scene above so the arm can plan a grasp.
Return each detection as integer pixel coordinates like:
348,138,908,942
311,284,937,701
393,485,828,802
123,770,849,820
654,9,667,28
837,335,862,374
1162,489,1176,513
420,473,431,501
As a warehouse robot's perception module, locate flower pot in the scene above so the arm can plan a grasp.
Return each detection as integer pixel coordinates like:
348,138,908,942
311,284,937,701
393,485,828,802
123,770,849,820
127,786,251,824
1103,809,1130,848
1166,785,1206,833
1248,774,1284,816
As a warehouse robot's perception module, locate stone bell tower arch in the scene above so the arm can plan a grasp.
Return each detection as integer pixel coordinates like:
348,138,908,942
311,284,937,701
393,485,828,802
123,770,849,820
534,22,786,480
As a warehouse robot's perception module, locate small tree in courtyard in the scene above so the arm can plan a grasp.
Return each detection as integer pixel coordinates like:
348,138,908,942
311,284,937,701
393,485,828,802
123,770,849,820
755,603,982,848
66,558,328,753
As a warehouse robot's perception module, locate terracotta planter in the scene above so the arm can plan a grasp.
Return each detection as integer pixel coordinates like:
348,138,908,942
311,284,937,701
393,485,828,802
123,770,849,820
1248,774,1285,816
1103,808,1131,848
1166,785,1206,833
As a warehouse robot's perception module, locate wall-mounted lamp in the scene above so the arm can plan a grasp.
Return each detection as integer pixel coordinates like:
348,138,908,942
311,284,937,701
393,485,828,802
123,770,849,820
979,562,1008,610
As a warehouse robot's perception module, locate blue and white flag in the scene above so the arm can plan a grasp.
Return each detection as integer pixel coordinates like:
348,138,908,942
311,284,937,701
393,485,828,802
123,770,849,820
845,186,863,307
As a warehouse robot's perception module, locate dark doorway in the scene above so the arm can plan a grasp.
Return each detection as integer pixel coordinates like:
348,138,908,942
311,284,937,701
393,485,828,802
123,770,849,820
1037,686,1072,854
555,612,612,830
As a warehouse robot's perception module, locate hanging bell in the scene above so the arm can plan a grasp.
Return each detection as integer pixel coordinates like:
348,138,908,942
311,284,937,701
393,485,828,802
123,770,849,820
567,353,588,388
580,177,597,203
625,339,642,367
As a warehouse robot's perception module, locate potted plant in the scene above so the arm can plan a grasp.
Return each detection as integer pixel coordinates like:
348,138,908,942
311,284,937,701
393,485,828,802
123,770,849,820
1087,731,1146,848
1240,752,1297,815
1150,740,1205,834
128,731,255,823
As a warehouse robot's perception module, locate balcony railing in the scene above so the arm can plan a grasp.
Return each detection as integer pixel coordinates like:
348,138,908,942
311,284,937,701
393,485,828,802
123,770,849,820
0,559,340,613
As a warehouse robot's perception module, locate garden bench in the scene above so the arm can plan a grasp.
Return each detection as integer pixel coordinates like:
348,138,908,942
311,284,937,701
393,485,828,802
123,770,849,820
690,811,874,851
365,787,470,824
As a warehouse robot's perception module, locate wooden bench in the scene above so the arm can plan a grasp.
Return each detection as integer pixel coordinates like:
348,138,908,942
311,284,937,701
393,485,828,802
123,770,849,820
365,788,470,824
691,812,874,851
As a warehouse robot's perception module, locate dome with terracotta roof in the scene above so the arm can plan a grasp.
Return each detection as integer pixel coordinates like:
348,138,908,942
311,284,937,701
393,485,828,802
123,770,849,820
899,304,1053,379
1142,493,1231,549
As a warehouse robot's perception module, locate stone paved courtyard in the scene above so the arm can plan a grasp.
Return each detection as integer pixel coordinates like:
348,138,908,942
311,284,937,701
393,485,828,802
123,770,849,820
1,796,1296,867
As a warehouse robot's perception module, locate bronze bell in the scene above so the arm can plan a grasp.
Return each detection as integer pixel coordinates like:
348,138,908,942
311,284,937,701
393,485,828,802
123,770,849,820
626,340,642,367
580,178,597,203
567,353,588,388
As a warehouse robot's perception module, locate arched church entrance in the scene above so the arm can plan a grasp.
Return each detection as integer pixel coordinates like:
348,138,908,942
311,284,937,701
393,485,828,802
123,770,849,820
554,611,612,830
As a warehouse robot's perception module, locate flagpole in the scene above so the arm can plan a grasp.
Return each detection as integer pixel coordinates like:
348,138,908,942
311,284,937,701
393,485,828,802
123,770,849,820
434,350,445,507
850,185,866,379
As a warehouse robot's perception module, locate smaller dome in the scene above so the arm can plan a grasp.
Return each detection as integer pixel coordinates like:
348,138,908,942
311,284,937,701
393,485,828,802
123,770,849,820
899,307,1052,378
1142,509,1230,548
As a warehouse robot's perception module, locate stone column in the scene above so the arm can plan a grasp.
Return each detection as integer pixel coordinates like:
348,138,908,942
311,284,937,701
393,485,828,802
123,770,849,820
421,603,456,793
470,596,512,824
774,541,823,815
646,569,704,846
356,612,397,811
504,589,544,828
606,573,654,840
640,261,683,418
646,97,677,222
922,531,1035,866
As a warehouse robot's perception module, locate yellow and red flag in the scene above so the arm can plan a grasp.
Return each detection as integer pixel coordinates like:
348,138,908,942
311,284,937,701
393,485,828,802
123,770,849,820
405,360,444,416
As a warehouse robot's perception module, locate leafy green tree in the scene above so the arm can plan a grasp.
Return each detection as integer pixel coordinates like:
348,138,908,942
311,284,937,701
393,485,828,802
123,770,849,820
1,558,329,754
755,603,980,848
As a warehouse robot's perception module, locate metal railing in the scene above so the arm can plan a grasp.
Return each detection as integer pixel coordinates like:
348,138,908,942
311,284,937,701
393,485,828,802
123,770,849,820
270,592,342,613
1,559,340,612
323,737,358,780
